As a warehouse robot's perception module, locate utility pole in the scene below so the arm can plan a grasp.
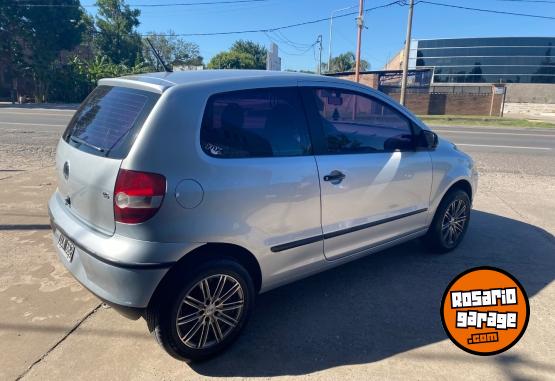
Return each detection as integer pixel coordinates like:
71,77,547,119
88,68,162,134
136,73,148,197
328,5,358,73
317,34,323,74
400,0,414,106
354,0,364,82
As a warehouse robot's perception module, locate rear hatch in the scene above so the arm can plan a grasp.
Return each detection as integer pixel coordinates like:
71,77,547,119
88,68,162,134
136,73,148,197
56,85,160,235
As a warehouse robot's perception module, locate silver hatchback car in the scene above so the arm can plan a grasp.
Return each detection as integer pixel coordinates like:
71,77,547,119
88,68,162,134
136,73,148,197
49,70,477,360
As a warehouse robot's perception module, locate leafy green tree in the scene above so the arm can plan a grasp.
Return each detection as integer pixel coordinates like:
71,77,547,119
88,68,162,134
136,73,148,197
48,57,91,103
0,0,86,102
207,40,267,69
229,40,266,69
73,54,149,84
143,31,203,70
207,51,255,69
79,11,97,50
26,1,86,101
328,52,369,73
0,1,26,100
94,0,143,66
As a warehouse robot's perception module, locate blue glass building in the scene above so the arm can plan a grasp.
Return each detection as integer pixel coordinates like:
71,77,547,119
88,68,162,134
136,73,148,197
409,37,555,84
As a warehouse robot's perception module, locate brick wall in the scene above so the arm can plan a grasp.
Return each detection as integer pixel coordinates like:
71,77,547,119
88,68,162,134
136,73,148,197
384,49,404,71
336,73,379,89
330,73,504,116
387,93,504,116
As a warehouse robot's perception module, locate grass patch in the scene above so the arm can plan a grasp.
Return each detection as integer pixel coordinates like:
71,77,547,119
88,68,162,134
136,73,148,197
418,115,555,128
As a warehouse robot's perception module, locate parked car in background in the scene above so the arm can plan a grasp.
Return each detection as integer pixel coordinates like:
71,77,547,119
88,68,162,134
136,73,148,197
48,70,477,360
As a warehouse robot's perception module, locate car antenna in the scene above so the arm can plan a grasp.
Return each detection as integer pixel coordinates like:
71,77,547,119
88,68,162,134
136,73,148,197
146,38,172,73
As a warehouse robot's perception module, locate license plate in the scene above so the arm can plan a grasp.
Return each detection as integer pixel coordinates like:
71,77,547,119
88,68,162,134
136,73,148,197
58,232,75,263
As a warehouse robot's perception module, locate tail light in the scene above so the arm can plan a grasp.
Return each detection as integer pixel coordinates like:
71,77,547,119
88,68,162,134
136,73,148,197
114,169,166,224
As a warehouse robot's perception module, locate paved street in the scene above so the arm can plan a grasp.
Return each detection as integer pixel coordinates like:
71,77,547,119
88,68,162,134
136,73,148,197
1,106,554,175
1,106,554,380
0,107,74,174
433,126,555,177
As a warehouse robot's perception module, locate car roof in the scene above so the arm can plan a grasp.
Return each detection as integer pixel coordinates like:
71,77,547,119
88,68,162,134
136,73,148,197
99,70,348,93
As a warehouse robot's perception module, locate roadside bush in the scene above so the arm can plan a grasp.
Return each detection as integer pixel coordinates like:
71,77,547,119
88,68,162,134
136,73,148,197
46,55,153,103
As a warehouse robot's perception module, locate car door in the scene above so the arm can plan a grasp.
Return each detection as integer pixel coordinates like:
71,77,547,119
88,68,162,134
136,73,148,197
193,86,325,271
301,85,433,260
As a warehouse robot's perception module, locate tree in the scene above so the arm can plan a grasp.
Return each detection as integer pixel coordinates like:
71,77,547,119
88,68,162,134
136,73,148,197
207,51,256,69
328,52,369,73
0,0,86,102
143,31,203,70
207,40,267,69
230,40,266,69
94,0,142,66
0,1,26,100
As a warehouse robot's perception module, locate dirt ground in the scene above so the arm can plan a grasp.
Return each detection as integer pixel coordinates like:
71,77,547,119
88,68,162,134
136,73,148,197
1,107,554,380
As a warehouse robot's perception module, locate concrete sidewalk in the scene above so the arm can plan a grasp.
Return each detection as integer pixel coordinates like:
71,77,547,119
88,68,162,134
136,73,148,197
1,167,554,380
0,168,100,381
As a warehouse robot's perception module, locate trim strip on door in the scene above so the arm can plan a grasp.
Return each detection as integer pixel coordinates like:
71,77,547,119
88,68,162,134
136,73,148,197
270,208,428,253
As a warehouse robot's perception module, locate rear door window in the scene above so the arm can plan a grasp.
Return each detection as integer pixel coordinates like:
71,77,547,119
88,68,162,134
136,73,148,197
200,87,311,158
63,85,159,159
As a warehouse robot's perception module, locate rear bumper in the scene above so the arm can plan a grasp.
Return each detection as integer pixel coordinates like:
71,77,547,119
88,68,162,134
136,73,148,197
48,192,199,313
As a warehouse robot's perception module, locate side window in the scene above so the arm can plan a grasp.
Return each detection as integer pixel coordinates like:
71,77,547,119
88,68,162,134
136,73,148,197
200,87,311,158
311,88,414,154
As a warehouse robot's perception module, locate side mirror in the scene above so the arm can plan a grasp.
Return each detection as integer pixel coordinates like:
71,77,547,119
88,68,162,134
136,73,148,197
417,130,438,150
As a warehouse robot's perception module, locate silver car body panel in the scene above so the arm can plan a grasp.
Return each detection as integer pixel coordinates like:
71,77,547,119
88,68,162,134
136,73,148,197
49,70,477,308
316,151,432,260
49,191,202,307
55,141,122,235
428,137,478,212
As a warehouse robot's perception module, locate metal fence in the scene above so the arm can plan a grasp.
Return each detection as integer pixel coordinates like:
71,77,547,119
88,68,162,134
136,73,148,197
429,85,492,95
380,85,493,96
379,86,431,95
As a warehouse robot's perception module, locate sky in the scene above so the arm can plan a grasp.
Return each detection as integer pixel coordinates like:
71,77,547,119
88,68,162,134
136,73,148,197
86,0,555,71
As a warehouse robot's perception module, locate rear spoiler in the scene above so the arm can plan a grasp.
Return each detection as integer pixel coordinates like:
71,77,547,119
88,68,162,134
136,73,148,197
98,77,172,94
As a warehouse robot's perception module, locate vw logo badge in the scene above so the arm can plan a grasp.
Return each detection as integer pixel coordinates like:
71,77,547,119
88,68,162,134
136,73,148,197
63,161,70,180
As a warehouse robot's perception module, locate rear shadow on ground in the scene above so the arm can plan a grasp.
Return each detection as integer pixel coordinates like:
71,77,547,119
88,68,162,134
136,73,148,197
191,210,555,377
0,224,51,230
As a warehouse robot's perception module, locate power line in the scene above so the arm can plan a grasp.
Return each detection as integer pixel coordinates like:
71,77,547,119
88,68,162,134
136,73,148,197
275,30,315,49
264,31,314,52
13,0,268,7
145,1,405,36
263,32,319,56
417,1,555,20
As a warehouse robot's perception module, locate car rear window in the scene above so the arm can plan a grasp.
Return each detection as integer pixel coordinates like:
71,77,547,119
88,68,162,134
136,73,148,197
63,85,160,159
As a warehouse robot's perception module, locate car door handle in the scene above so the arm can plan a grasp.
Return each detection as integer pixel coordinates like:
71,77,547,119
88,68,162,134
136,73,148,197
323,170,346,182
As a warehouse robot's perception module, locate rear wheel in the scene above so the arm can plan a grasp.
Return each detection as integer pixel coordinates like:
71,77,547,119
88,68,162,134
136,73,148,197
424,189,471,253
147,259,255,361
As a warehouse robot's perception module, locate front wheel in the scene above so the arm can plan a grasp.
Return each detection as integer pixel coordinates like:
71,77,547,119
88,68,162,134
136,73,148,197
147,259,255,361
424,189,471,253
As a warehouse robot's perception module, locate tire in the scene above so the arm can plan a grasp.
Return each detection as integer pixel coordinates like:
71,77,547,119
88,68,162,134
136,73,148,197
423,189,471,253
146,259,255,361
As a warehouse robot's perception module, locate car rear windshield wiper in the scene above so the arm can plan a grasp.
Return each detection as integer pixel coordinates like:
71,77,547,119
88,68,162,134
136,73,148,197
69,135,105,153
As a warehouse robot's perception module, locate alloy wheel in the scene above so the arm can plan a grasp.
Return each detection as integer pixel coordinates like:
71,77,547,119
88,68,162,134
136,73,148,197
176,274,245,349
441,199,468,246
